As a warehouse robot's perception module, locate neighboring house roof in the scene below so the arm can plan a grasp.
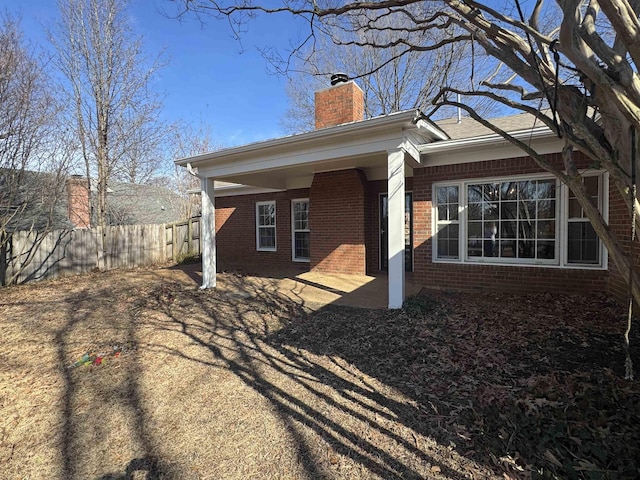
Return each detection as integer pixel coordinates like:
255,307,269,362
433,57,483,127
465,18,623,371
106,182,187,226
1,169,73,233
1,170,188,232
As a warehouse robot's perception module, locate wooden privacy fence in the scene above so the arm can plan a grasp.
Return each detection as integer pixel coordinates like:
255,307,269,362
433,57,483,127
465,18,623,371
1,218,201,286
166,217,201,261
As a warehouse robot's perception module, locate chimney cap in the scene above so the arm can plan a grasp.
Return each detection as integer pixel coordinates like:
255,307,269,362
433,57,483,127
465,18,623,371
330,73,349,86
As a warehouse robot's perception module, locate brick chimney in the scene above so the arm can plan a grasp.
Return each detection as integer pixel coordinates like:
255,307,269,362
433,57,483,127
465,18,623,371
314,74,364,129
67,175,91,229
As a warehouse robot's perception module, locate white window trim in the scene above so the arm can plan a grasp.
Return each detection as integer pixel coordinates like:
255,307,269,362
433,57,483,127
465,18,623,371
432,171,608,270
256,200,277,252
291,198,310,262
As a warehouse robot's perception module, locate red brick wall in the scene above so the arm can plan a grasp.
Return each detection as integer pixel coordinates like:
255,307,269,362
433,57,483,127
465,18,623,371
310,169,367,275
314,81,364,129
214,189,309,271
606,181,639,303
412,153,609,295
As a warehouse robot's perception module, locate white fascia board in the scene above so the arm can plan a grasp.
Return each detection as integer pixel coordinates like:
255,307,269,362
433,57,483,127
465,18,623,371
423,134,564,166
419,126,554,154
197,135,406,179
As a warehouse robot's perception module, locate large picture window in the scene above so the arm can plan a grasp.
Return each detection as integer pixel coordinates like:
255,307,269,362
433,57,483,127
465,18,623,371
467,179,556,261
256,201,276,251
433,173,605,268
292,199,310,261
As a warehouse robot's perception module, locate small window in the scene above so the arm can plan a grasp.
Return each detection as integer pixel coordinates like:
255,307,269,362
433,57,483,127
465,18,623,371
256,201,276,251
292,199,310,261
434,185,460,259
567,175,600,264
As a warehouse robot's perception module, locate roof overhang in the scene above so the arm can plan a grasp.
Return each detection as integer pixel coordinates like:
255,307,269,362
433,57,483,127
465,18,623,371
176,110,446,190
419,126,565,166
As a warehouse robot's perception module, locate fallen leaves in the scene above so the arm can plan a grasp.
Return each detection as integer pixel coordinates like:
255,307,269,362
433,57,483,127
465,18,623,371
273,289,640,479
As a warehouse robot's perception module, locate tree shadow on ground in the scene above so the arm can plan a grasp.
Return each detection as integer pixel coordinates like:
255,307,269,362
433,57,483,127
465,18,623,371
147,273,640,479
53,281,178,480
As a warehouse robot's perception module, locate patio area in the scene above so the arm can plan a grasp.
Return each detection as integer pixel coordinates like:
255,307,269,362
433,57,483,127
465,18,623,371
172,264,421,310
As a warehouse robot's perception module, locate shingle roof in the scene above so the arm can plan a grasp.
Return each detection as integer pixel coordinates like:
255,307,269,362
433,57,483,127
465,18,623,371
435,111,549,140
2,170,189,232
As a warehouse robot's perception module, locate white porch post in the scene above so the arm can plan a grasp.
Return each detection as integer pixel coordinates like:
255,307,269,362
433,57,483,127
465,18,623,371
387,149,405,309
201,177,216,289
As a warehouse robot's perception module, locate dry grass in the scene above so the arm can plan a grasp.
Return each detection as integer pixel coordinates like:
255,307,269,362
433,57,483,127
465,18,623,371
0,266,638,479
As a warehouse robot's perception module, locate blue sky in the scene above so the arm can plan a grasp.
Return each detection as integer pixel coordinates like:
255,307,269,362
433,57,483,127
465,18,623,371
1,0,311,147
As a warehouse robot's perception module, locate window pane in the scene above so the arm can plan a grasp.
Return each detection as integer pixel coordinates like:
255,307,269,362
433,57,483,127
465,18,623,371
537,180,556,199
259,204,275,226
537,241,555,259
519,220,535,240
294,232,310,259
485,203,499,221
519,240,535,258
501,201,518,221
585,176,599,196
448,186,459,203
519,201,536,220
484,183,500,201
538,199,555,219
468,221,482,239
501,182,518,200
500,240,516,257
467,185,483,203
448,205,459,221
468,203,483,220
501,220,517,238
519,181,535,199
259,227,276,248
568,222,599,264
537,220,555,239
468,239,482,257
568,198,582,218
438,205,448,221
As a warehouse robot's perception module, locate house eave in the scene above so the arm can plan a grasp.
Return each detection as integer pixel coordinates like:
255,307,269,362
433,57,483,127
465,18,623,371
418,126,554,154
175,109,443,170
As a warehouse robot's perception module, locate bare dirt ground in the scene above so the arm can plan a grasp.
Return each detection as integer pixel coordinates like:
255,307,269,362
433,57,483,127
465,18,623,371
1,266,639,480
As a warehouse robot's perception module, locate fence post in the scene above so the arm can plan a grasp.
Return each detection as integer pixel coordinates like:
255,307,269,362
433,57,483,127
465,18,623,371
187,218,193,253
0,232,7,286
171,223,177,261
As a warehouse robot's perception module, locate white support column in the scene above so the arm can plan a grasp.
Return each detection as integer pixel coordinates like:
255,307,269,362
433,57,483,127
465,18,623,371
201,177,216,289
387,149,405,309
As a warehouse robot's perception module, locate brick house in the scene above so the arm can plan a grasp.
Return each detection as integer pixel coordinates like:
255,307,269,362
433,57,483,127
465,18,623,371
177,78,629,308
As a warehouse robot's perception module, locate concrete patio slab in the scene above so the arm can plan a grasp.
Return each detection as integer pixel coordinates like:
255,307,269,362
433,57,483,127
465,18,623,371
167,264,420,310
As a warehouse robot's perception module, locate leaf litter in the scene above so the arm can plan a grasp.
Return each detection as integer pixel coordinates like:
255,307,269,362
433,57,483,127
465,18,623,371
0,268,639,479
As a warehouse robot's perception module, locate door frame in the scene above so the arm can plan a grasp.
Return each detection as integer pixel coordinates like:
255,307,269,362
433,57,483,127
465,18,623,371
379,191,413,272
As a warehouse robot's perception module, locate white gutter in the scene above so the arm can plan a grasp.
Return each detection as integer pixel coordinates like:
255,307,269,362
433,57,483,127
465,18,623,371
419,126,553,154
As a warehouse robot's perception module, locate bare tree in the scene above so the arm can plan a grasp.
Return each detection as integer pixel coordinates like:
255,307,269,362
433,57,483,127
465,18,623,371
281,12,494,133
171,0,640,375
0,16,72,285
166,122,219,219
51,0,165,267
